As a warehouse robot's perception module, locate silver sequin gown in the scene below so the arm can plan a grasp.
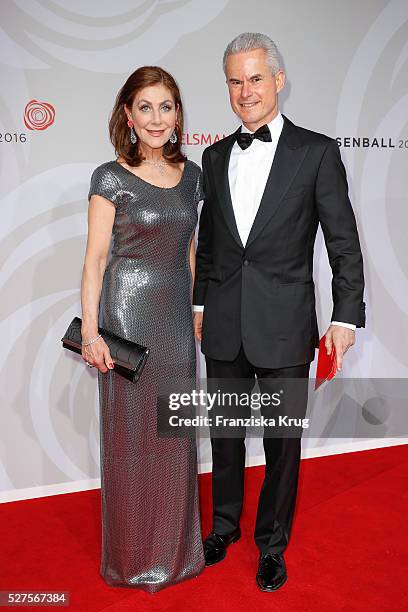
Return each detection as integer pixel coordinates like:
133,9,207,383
87,159,205,593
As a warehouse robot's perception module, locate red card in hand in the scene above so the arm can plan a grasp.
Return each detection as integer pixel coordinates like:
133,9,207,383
315,335,337,391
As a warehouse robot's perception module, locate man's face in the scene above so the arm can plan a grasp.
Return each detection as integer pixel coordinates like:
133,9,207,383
225,48,285,131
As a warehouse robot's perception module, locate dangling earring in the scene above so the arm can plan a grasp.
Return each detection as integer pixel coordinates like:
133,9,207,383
169,128,177,144
127,119,137,144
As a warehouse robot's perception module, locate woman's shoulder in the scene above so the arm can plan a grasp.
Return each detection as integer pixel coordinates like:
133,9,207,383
90,160,119,180
88,161,121,205
185,159,202,177
184,160,203,203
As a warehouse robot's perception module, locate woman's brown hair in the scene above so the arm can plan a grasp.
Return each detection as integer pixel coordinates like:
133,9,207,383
109,66,186,167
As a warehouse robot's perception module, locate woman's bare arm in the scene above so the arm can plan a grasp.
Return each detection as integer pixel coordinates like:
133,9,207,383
80,195,115,371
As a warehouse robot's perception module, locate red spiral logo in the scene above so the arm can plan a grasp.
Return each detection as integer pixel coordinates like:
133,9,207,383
24,99,55,131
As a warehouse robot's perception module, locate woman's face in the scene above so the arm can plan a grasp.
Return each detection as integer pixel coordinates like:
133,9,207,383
126,84,178,151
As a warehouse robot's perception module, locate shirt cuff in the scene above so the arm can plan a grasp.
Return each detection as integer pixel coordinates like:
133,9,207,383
331,321,356,331
193,305,204,312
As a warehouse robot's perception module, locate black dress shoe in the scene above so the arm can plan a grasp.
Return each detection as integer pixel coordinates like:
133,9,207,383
256,553,287,591
203,528,241,566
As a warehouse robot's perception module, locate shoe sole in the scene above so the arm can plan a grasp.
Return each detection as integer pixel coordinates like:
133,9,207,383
256,572,288,592
204,533,241,567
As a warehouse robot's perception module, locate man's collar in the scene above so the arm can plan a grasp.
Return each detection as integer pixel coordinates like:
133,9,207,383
241,111,283,138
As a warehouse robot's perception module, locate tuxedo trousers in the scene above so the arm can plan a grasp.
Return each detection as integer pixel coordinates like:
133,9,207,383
205,344,310,555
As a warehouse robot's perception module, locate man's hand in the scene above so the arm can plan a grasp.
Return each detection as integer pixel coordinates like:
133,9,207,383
193,311,203,342
325,324,356,372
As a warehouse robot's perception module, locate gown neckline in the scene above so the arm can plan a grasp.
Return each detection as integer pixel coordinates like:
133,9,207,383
113,159,188,191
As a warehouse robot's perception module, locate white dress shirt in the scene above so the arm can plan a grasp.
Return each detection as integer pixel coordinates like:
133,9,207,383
229,112,284,246
193,112,355,331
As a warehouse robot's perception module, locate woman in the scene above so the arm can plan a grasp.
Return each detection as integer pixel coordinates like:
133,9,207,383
80,66,204,592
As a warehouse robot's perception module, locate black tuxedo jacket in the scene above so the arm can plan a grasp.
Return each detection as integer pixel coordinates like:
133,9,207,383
193,115,365,368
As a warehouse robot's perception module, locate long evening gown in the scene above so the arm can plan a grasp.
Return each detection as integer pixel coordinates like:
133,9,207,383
87,159,205,592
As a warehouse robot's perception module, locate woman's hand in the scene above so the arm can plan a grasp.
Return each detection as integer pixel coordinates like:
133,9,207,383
81,336,114,373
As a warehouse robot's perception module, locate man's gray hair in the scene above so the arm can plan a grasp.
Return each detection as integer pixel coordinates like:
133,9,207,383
223,32,281,75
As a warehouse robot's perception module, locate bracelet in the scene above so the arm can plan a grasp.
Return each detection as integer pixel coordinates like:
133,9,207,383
82,334,102,347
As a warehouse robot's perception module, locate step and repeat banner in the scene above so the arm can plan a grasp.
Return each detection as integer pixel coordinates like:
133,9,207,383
1,0,407,501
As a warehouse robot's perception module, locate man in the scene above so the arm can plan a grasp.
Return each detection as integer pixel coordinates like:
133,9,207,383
193,32,365,592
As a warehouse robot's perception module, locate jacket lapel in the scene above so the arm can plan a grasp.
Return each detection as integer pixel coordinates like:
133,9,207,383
211,129,244,249
210,116,309,251
245,115,309,249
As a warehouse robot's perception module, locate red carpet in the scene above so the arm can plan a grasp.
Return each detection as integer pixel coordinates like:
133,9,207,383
1,444,407,610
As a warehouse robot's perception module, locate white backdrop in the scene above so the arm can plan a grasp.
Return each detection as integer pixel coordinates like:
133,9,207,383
1,0,407,502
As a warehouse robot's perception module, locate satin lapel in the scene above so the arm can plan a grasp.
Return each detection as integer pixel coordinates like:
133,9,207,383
245,119,309,249
211,131,244,249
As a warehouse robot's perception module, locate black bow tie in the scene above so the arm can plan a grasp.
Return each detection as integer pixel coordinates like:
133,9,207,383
236,124,272,150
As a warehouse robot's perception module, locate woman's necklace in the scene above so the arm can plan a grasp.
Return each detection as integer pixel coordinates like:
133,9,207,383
142,158,168,175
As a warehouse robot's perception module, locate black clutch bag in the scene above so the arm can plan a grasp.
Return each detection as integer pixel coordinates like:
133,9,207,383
61,316,149,383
